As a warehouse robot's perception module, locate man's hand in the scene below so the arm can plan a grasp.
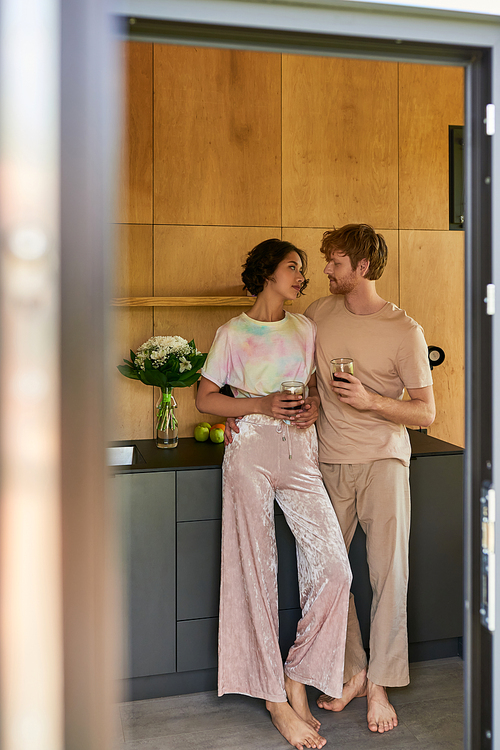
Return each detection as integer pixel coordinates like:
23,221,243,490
293,396,320,428
331,375,436,428
331,373,374,411
224,418,240,446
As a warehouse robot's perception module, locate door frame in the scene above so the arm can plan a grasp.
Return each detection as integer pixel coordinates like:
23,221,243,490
113,2,500,748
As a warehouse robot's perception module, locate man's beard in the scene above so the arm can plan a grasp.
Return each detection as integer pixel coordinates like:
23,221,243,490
329,273,358,296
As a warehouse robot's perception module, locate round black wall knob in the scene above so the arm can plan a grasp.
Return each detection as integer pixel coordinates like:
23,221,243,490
428,345,445,370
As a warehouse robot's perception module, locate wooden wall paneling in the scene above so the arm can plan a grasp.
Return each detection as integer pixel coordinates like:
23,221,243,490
113,309,154,440
117,42,153,224
400,230,464,447
153,225,280,297
114,224,153,298
283,228,399,315
399,64,464,230
282,57,399,230
154,225,281,436
154,45,282,227
112,225,154,439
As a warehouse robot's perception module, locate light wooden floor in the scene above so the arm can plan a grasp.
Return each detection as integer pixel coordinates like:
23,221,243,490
115,657,463,750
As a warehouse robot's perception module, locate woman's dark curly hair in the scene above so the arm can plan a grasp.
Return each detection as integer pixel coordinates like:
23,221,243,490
241,239,309,296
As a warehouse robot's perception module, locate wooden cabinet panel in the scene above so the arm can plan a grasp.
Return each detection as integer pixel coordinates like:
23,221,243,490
112,309,154,440
282,57,398,229
117,42,153,224
113,224,153,298
154,225,280,297
400,230,464,447
399,64,464,230
112,225,154,439
154,45,281,227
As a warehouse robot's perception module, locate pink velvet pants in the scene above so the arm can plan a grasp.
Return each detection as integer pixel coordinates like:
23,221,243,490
218,414,351,703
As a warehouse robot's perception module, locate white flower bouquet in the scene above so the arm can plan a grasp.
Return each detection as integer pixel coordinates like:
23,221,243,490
118,336,207,439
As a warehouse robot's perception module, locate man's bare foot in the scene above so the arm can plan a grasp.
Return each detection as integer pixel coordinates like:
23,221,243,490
266,700,327,750
366,680,398,733
285,674,321,731
317,668,367,712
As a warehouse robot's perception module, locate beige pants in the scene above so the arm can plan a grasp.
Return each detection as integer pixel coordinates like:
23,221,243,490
320,459,410,688
218,415,352,703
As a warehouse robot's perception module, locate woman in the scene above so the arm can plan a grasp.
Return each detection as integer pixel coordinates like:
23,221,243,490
196,239,351,750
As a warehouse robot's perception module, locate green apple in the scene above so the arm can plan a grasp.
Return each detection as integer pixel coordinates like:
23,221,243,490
194,423,210,442
198,422,211,430
209,427,225,444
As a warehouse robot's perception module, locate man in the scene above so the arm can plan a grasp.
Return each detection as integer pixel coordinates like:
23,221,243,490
304,223,435,734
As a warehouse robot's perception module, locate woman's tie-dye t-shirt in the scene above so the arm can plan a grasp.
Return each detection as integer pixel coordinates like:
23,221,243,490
201,312,316,398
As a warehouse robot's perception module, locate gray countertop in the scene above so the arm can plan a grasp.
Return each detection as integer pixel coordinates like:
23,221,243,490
110,428,463,474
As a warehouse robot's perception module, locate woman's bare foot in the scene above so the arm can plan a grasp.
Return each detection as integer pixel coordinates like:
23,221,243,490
284,674,321,731
316,668,367,712
366,680,398,733
266,700,327,750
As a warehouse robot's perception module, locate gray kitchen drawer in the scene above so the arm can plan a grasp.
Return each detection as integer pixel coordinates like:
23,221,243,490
177,618,219,672
177,519,222,620
177,469,222,521
117,472,176,678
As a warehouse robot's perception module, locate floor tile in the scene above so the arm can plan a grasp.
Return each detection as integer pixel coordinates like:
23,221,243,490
397,696,464,745
319,716,420,748
120,690,269,742
390,658,463,708
118,717,423,750
116,721,292,750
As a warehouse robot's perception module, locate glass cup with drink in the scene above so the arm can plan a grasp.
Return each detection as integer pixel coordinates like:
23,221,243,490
280,381,305,421
330,358,354,383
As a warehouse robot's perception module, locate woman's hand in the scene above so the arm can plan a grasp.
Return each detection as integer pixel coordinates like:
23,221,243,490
259,391,304,420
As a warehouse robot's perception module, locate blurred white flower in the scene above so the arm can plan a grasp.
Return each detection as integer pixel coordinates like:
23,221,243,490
135,335,193,370
179,357,192,373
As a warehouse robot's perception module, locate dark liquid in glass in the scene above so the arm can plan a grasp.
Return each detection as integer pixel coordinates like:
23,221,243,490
333,374,350,383
283,390,302,410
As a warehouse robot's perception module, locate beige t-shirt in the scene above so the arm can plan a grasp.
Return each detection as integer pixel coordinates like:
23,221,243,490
305,295,433,467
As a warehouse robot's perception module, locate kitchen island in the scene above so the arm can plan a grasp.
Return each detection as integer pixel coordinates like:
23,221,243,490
111,429,463,701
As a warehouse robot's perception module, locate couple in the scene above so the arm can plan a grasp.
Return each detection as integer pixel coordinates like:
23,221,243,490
196,224,435,750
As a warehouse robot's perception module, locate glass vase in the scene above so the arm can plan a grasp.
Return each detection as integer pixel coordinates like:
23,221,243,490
156,387,178,449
